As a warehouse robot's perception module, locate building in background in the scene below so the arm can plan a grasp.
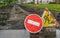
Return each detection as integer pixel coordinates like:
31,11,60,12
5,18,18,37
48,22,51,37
33,0,56,4
18,0,59,4
18,0,33,4
56,0,60,4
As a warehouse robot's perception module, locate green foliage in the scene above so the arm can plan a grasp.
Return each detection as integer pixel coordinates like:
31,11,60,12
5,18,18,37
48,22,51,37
0,0,18,7
6,0,17,5
0,1,5,7
22,4,60,12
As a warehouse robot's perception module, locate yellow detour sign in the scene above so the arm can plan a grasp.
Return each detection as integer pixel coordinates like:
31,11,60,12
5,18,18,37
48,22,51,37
42,9,59,27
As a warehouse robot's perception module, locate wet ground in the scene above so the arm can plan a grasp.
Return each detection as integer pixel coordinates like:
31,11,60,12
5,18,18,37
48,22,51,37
0,5,60,30
0,20,25,30
0,5,29,29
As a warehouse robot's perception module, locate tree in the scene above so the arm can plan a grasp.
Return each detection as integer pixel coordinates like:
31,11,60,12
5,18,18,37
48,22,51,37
55,0,60,4
33,0,35,4
33,0,39,4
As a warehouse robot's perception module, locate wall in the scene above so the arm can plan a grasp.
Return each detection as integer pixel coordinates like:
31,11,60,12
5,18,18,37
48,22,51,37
18,0,33,4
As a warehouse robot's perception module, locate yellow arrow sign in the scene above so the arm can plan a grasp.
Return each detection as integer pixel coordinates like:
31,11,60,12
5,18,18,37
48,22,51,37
42,9,59,27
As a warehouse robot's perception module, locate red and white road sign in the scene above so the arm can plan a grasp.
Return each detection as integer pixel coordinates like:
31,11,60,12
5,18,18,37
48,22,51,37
24,14,43,33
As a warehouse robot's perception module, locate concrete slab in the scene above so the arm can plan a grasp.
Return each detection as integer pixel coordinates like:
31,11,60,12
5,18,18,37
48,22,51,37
0,30,30,38
56,29,60,38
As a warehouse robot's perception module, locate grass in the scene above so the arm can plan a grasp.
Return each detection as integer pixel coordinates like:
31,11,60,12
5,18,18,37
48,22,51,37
22,4,60,12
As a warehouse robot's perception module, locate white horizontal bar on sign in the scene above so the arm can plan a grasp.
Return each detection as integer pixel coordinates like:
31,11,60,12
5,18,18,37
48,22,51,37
28,20,40,26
